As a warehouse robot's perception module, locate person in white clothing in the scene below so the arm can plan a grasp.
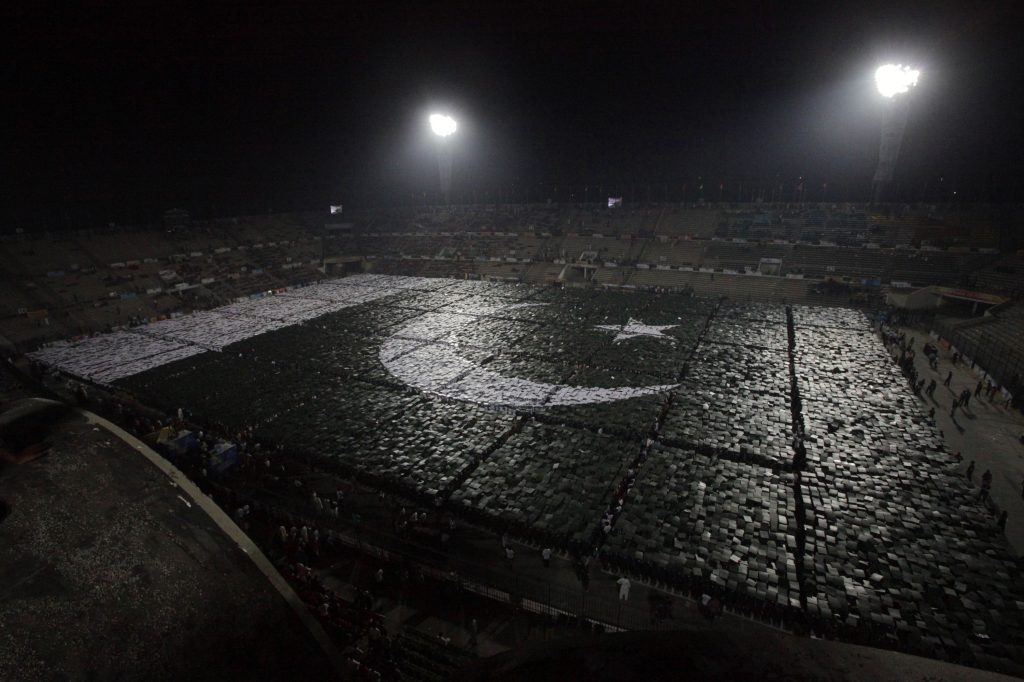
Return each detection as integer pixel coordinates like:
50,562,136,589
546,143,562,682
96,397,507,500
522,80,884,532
617,577,631,601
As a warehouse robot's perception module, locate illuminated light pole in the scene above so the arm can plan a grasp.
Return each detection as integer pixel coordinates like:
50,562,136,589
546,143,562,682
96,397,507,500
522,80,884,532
873,64,920,204
429,113,457,204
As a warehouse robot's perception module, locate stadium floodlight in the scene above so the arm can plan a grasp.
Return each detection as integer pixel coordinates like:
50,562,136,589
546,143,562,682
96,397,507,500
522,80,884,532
429,114,457,203
872,64,920,203
875,64,919,98
429,113,457,137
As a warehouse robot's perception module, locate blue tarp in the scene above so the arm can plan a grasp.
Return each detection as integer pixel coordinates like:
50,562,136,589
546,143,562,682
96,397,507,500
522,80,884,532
166,430,198,455
211,441,239,472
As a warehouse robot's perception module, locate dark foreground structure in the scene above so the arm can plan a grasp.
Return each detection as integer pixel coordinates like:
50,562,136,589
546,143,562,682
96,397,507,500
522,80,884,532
461,629,1021,682
0,404,337,681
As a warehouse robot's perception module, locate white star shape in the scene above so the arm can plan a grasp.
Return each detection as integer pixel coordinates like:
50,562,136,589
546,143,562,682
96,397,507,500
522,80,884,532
594,318,678,343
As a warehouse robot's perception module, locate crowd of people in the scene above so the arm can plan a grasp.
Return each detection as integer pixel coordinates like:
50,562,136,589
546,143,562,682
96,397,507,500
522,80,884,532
16,299,1024,672
286,563,398,681
879,319,1012,533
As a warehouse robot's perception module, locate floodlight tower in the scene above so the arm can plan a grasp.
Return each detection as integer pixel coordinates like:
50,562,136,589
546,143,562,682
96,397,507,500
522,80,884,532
429,113,457,203
872,64,920,204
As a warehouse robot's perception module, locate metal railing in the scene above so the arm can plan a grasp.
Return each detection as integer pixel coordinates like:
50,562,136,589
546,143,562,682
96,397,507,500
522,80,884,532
251,490,675,634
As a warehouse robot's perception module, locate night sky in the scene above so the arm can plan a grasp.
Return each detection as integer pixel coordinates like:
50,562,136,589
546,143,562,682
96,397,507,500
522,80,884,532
7,1,1024,224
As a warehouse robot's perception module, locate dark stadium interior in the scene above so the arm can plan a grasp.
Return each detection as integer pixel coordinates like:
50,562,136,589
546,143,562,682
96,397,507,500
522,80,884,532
4,2,1024,681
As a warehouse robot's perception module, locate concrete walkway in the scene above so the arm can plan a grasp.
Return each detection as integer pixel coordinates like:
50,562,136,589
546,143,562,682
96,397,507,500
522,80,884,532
82,409,348,675
900,329,1024,553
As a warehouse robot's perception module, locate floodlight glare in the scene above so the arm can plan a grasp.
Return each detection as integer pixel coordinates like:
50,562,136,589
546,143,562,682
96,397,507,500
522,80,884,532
429,114,457,137
875,64,920,98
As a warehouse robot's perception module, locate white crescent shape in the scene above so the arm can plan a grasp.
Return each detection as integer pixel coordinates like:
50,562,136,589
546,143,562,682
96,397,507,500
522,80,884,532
379,308,677,408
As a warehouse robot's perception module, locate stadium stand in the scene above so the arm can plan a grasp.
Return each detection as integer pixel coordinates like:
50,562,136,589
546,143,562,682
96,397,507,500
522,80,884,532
702,241,764,271
635,238,705,268
943,302,1024,388
973,253,1024,298
1,203,1021,353
653,207,721,238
